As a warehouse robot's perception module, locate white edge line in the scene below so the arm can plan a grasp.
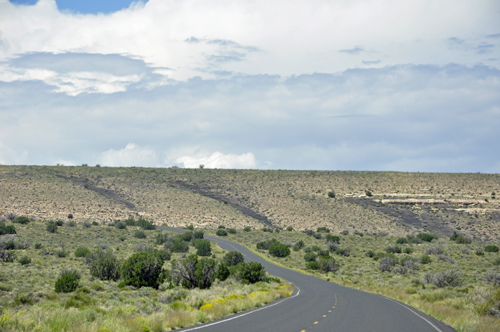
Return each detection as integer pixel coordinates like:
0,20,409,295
383,297,443,332
180,287,301,331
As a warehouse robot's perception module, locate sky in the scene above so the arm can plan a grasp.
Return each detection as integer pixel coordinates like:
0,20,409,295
0,0,499,172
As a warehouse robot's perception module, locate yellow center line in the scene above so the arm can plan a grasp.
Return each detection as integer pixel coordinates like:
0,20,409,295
328,310,332,312
314,321,318,324
323,315,327,317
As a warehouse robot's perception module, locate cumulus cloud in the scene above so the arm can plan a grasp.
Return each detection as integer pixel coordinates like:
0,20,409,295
176,152,257,169
99,144,159,167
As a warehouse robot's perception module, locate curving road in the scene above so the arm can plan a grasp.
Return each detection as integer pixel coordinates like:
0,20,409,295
158,226,456,332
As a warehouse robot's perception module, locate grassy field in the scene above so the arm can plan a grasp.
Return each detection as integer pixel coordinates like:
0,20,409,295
0,219,292,332
205,227,500,332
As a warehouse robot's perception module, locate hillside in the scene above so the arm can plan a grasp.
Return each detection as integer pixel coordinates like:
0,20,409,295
1,166,499,241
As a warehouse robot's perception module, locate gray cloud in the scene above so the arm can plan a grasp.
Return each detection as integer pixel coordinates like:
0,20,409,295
362,60,381,65
0,61,499,172
339,47,364,55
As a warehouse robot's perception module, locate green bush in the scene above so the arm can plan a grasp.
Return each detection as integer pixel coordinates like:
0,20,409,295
193,231,204,239
215,262,230,281
18,256,31,265
243,226,251,232
0,224,16,235
13,216,30,224
195,258,218,289
223,251,245,267
195,239,212,256
485,245,499,253
115,221,127,229
318,249,330,258
85,250,121,281
328,191,335,198
227,228,237,234
417,233,435,242
121,252,165,289
450,231,472,244
293,240,305,251
231,262,266,283
155,232,170,245
218,225,226,229
318,257,338,273
317,227,330,233
304,252,317,262
170,240,189,253
75,247,91,258
216,229,228,236
179,232,193,242
396,237,408,244
124,218,136,226
91,221,99,226
67,214,73,219
46,222,58,233
269,242,291,258
306,261,320,270
326,235,340,243
34,243,42,249
56,250,68,258
476,249,484,256
136,218,155,230
420,255,432,264
55,269,81,293
134,230,147,239
14,293,34,305
55,220,63,226
186,224,194,231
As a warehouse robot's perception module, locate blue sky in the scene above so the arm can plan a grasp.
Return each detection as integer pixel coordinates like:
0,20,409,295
0,0,499,172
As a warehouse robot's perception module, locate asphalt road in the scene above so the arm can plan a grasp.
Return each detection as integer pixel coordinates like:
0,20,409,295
158,226,456,332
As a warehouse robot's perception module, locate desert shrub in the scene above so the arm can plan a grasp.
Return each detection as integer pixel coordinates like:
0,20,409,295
66,220,76,227
426,247,444,255
55,269,81,293
318,257,338,273
485,245,499,253
34,243,42,249
179,232,193,242
227,228,237,234
485,272,500,286
476,249,485,256
318,249,330,258
431,270,462,288
5,212,17,221
385,246,402,254
193,231,204,239
450,231,472,244
365,190,372,196
304,252,317,262
304,229,314,236
400,256,420,272
230,262,266,283
218,225,226,229
311,245,321,252
286,226,293,231
494,258,500,266
46,222,58,233
121,251,165,289
303,246,312,253
393,266,408,275
170,240,189,253
155,232,170,245
379,256,397,272
341,230,349,235
437,254,455,263
216,229,228,236
186,224,194,231
417,233,435,242
55,220,63,226
136,218,155,230
91,221,99,226
224,251,245,267
195,239,212,256
461,247,471,255
0,248,15,262
420,255,432,264
0,223,16,235
365,250,375,258
134,230,147,239
317,227,330,233
328,242,339,253
396,237,408,244
269,242,291,258
86,250,121,281
293,240,305,251
13,216,30,224
335,248,351,257
195,258,218,289
14,293,35,305
306,261,320,270
326,235,340,243
82,221,91,228
56,250,68,258
328,191,335,198
171,255,198,288
354,231,364,237
244,226,252,232
215,262,230,281
75,247,91,257
313,233,322,240
124,218,136,226
406,234,422,244
18,255,31,265
115,221,127,229
403,247,413,254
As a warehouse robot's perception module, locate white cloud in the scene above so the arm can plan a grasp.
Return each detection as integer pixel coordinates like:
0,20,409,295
176,152,257,169
0,0,498,86
99,144,159,167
